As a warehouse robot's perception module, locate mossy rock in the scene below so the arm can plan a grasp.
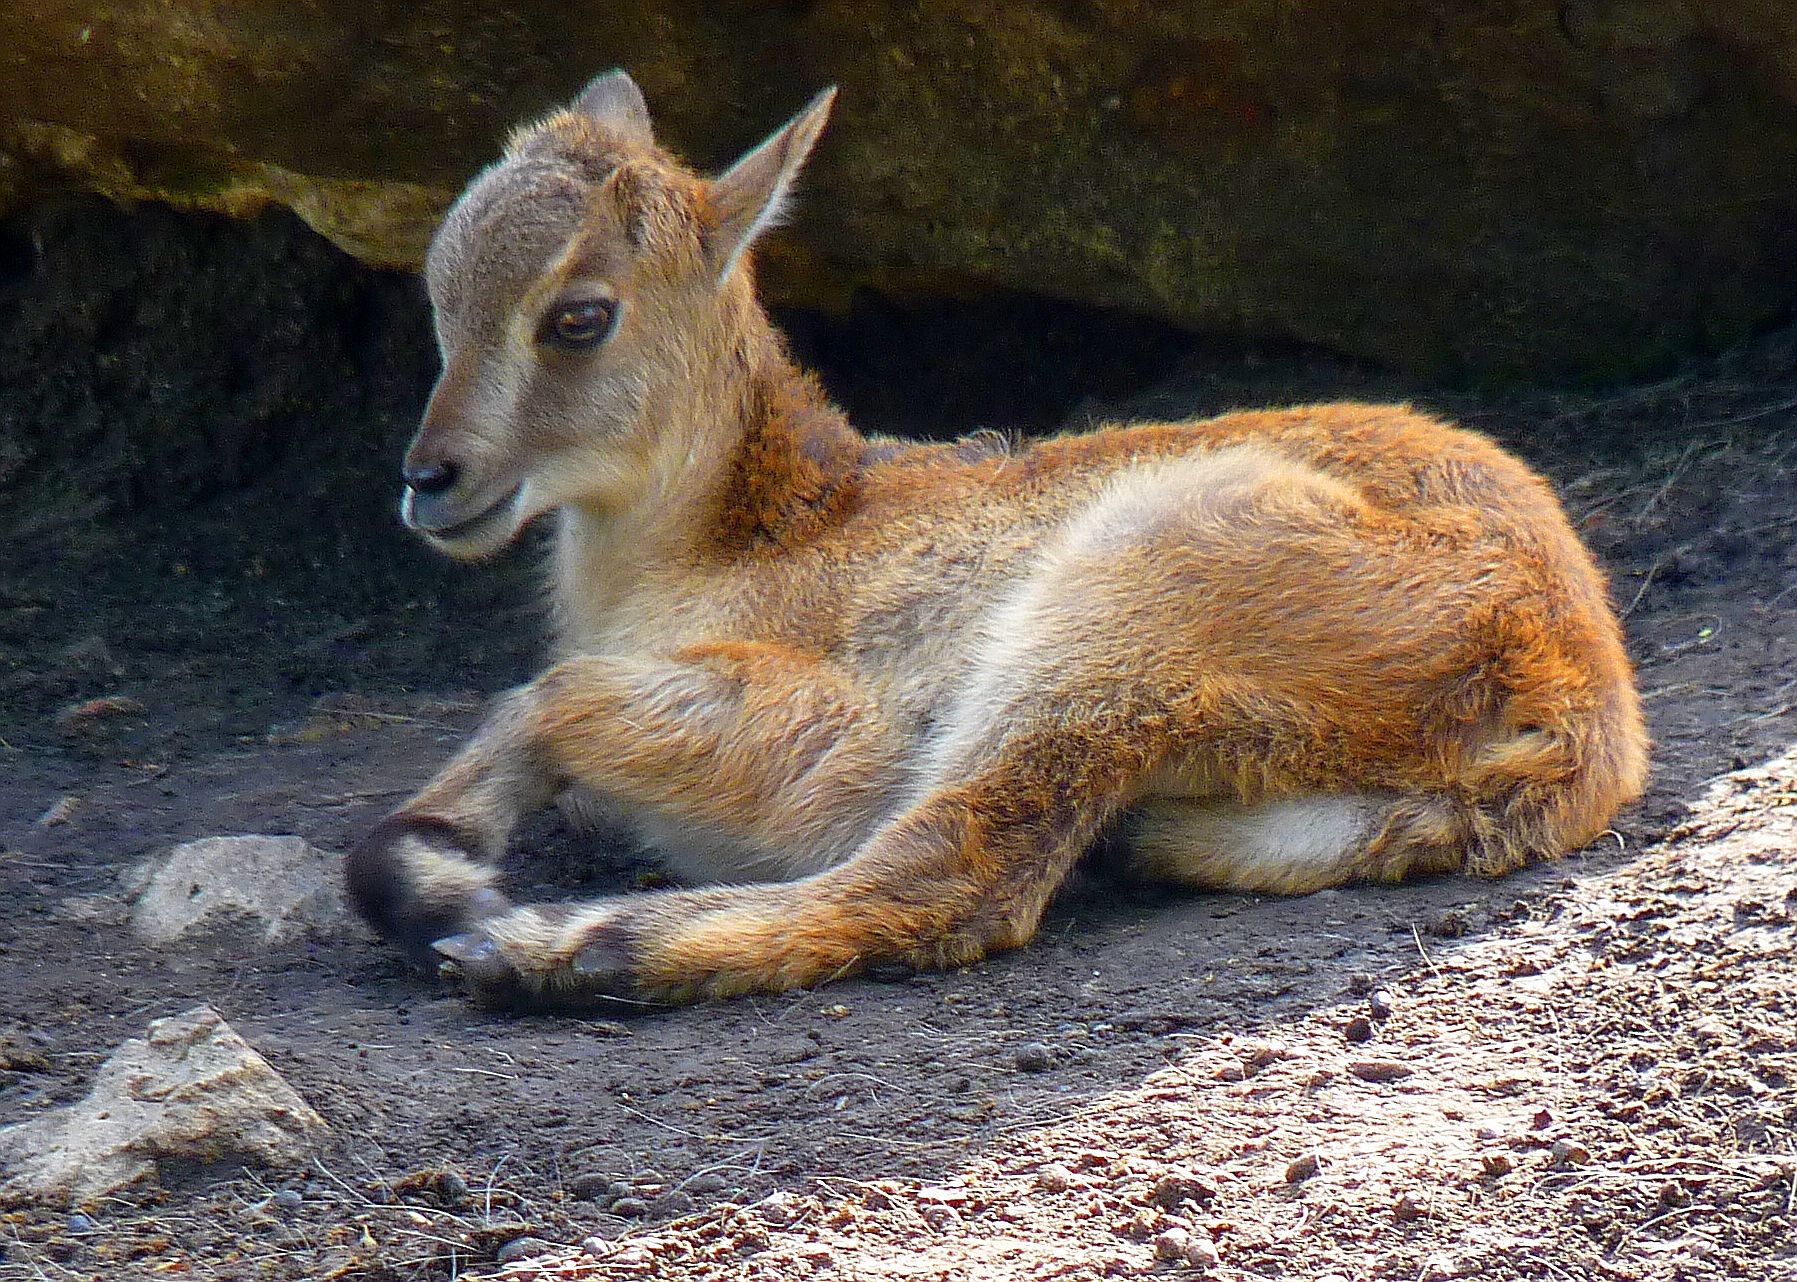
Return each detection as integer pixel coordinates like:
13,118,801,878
3,1,1796,378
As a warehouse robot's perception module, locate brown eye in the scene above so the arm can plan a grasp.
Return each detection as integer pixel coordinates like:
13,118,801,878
541,298,617,349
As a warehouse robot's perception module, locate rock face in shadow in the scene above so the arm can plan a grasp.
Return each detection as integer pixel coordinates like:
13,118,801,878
3,2,1795,378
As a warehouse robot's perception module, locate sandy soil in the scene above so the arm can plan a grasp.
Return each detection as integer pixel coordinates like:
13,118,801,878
1,204,1794,1282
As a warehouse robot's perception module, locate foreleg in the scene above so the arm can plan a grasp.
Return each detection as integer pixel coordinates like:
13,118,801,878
431,696,1164,1009
346,643,905,965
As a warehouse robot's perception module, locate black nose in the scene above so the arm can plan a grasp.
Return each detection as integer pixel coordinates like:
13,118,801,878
403,459,459,495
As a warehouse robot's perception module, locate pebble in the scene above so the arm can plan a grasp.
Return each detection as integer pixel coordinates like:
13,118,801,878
567,1172,613,1199
684,1172,729,1196
1014,1042,1055,1072
652,1190,696,1218
1392,1193,1423,1222
608,1196,650,1218
1284,1153,1321,1183
1344,1015,1374,1044
1347,1058,1414,1083
1368,989,1395,1020
1550,1138,1590,1167
1481,1151,1514,1178
270,1188,303,1212
1037,1163,1075,1192
66,1212,99,1234
1154,1228,1194,1262
1187,1234,1222,1269
496,1237,554,1265
1149,1170,1217,1209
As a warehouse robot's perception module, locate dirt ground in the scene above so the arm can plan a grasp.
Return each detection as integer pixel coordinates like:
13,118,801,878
1,202,1795,1281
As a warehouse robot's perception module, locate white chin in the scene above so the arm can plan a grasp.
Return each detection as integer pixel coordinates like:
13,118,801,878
425,520,519,562
407,484,530,561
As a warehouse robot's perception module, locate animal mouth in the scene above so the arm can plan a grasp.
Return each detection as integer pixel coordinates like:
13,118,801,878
410,484,522,541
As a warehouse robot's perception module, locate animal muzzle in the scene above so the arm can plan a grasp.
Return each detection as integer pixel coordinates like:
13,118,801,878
401,480,524,541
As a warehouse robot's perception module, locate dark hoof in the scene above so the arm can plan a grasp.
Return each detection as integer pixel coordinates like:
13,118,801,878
345,814,507,969
431,910,658,1016
432,928,515,986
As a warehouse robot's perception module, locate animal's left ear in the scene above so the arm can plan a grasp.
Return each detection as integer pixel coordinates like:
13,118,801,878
705,86,837,285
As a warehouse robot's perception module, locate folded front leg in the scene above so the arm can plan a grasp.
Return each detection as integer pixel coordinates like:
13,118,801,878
433,726,1155,1009
347,642,906,967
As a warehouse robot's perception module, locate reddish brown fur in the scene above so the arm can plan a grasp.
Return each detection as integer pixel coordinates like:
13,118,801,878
345,73,1647,1011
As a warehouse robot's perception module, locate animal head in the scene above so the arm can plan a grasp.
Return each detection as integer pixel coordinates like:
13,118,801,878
401,70,837,559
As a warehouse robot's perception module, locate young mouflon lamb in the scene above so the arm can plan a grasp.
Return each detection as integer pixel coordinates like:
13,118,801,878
347,72,1647,1010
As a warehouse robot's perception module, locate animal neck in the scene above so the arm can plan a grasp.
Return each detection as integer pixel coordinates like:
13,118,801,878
703,320,866,555
551,288,866,645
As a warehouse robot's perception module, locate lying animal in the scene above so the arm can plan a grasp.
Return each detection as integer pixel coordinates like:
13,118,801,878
346,71,1647,1010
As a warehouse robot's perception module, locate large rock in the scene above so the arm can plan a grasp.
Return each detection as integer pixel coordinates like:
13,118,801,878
127,835,348,946
0,1007,328,1205
2,4,1795,377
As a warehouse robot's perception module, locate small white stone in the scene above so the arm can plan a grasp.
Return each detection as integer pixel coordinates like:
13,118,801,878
1154,1228,1193,1261
128,835,346,945
1186,1235,1222,1269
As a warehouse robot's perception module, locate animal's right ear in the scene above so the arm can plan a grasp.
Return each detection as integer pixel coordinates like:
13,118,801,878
704,87,837,287
573,69,653,149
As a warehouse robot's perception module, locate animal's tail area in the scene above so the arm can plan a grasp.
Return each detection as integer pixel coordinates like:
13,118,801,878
1128,680,1647,893
1368,675,1651,882
1120,791,1461,895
